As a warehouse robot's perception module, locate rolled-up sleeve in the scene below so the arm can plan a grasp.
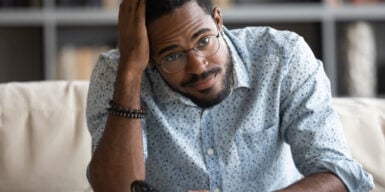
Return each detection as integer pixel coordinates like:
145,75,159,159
86,51,118,153
279,37,374,191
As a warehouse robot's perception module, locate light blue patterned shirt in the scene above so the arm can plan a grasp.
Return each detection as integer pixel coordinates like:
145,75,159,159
86,26,374,192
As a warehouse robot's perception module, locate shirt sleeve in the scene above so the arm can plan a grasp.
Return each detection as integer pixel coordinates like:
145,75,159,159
86,51,118,153
279,36,374,191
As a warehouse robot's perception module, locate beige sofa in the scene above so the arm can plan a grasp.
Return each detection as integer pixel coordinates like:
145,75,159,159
0,81,384,192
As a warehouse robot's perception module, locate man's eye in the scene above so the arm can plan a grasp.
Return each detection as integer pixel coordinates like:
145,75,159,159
164,53,183,62
197,36,211,48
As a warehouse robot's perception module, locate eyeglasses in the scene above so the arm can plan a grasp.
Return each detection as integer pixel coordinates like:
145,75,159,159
155,33,221,73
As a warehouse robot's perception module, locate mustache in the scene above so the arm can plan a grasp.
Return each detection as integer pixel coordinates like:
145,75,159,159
181,67,222,87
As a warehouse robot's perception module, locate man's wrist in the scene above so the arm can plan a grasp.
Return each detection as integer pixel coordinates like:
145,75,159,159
107,100,145,119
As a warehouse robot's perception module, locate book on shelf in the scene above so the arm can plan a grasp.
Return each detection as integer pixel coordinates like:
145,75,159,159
213,0,235,7
341,22,377,97
102,0,119,9
57,45,110,80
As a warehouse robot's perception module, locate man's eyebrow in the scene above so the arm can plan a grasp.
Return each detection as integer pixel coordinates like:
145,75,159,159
157,28,213,57
158,45,179,57
191,28,211,41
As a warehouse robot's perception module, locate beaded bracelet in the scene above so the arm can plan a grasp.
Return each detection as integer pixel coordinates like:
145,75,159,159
106,100,145,119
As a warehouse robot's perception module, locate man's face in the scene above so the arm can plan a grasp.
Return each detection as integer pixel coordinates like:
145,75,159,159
148,1,231,108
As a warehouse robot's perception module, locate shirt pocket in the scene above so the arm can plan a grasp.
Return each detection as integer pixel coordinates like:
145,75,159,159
236,124,280,172
237,124,278,150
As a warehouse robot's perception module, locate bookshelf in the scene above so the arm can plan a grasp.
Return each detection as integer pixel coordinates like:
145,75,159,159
0,0,384,96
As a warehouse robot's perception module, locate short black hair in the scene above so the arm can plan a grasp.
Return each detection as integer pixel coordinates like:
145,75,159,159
146,0,213,25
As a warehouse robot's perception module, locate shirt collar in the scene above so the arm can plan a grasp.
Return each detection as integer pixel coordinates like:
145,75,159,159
147,27,251,104
223,27,251,90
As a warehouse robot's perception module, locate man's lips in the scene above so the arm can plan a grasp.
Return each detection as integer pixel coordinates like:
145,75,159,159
181,67,222,91
188,74,217,91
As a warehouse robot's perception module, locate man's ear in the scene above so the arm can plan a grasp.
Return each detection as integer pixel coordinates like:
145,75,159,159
212,7,223,32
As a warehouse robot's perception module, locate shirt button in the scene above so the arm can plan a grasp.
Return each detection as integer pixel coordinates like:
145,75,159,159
214,188,220,192
207,148,214,155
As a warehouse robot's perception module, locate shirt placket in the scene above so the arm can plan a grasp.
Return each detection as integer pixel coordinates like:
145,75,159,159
201,109,223,192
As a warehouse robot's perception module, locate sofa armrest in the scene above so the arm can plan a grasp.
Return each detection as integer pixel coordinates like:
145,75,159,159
333,97,385,192
0,81,92,192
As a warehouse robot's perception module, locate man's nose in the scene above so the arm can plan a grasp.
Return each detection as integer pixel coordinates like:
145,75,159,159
184,52,208,75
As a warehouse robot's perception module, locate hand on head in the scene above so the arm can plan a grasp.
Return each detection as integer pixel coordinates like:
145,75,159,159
118,0,149,74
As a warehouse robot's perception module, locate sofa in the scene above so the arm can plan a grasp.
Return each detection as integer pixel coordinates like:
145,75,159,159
0,80,384,192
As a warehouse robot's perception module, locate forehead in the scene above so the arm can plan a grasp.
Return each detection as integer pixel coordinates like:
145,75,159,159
147,1,216,50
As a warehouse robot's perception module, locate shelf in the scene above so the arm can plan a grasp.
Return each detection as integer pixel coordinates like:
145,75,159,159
1,4,385,25
0,9,45,25
329,4,385,21
0,8,117,25
222,3,324,22
223,3,385,22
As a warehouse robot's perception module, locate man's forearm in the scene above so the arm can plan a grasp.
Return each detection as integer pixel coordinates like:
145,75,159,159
277,172,348,192
88,72,145,192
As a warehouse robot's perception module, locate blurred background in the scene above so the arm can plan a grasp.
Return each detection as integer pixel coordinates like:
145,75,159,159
0,0,384,97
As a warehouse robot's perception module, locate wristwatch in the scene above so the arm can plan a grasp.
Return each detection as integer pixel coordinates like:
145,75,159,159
131,180,159,192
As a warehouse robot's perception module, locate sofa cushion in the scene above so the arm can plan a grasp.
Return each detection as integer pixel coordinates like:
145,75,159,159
0,81,92,192
333,98,385,192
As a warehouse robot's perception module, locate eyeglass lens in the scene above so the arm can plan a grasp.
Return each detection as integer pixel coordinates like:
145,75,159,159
160,33,220,73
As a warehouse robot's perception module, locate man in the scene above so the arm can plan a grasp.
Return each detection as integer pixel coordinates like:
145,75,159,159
86,0,374,191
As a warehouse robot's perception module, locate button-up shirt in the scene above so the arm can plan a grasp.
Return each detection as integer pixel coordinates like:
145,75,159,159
87,26,374,192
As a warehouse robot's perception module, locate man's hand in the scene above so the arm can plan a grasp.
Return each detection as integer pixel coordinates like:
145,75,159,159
118,0,149,74
113,0,149,105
